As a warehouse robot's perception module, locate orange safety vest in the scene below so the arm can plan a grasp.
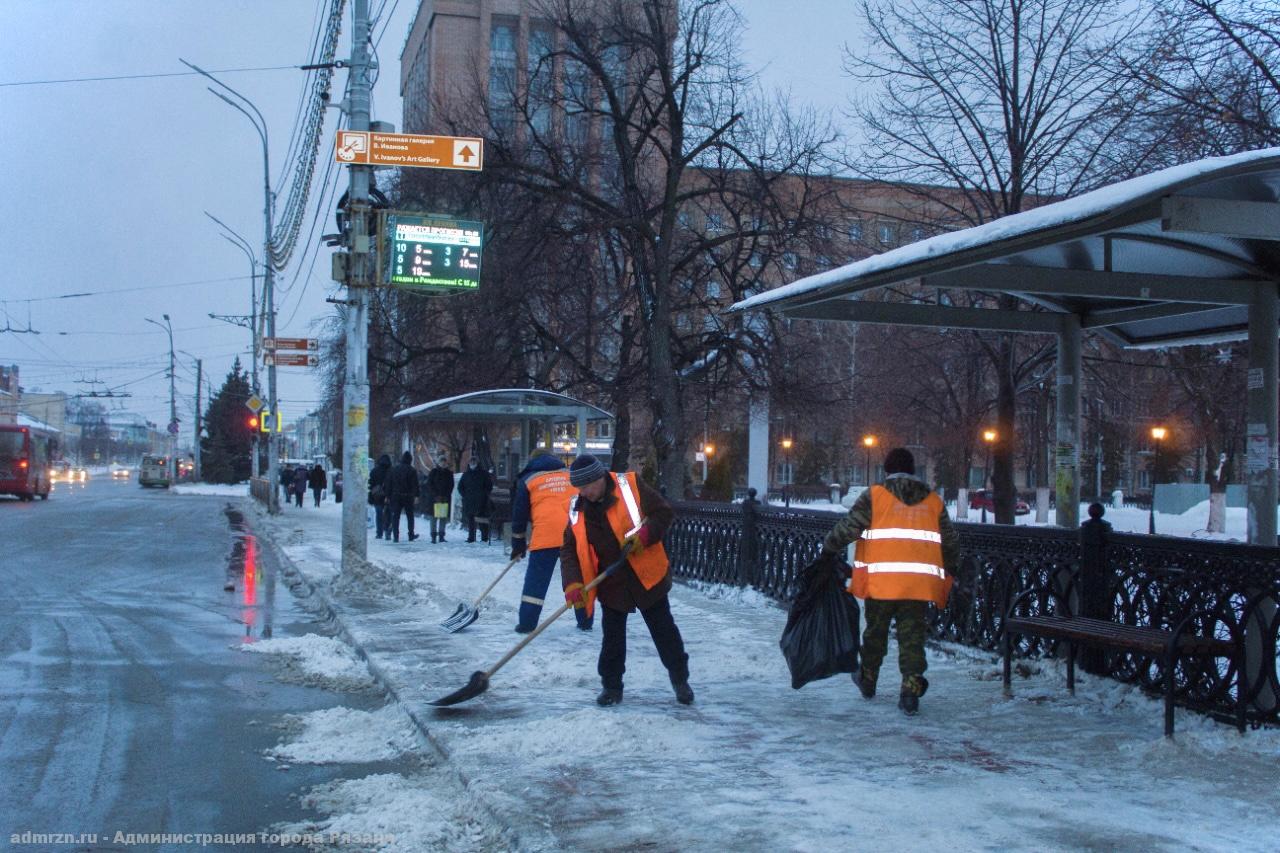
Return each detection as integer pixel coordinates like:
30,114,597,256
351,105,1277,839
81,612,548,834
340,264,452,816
525,469,577,550
850,484,952,608
568,471,669,617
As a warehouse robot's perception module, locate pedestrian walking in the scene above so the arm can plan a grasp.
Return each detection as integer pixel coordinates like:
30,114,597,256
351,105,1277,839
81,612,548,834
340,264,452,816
426,460,454,543
279,465,292,507
820,447,959,716
292,466,307,508
457,457,494,543
308,463,327,507
388,451,420,543
369,454,392,539
560,455,692,707
509,451,591,633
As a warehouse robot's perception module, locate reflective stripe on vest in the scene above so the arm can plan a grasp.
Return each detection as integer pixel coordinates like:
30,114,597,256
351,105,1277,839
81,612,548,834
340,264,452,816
860,527,942,544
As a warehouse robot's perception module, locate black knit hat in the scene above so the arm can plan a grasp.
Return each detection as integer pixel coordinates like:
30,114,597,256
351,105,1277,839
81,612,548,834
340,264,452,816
401,451,413,464
569,454,607,487
883,447,915,475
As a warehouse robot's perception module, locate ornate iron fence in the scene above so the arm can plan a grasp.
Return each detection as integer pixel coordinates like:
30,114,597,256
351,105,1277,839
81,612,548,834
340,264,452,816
666,499,1280,726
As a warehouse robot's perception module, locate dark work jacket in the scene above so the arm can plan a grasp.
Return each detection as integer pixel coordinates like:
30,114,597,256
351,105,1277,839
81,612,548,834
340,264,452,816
561,475,674,613
389,461,420,499
308,466,327,490
368,459,391,504
457,467,494,515
426,467,454,502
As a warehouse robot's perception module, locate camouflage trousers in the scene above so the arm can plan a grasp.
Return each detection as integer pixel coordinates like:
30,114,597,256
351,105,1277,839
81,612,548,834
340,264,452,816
860,599,928,689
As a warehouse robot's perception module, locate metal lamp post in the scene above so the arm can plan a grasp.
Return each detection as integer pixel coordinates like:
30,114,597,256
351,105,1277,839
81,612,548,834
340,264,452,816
982,429,997,523
862,434,877,488
1149,426,1167,534
702,442,714,484
146,315,177,487
182,59,279,513
781,437,793,507
204,211,262,477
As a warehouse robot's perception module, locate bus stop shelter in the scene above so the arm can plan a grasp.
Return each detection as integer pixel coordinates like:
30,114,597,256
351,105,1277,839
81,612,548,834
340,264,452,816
732,148,1280,544
393,389,615,474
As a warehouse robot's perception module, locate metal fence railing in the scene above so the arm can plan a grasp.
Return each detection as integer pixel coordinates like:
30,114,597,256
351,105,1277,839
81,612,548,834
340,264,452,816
664,499,1280,727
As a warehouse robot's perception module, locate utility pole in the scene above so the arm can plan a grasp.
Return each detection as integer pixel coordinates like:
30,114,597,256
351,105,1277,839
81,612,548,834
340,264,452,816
194,358,203,481
340,0,373,571
147,315,178,486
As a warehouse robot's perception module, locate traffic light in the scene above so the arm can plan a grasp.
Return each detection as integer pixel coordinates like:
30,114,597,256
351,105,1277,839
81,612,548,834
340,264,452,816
248,415,259,431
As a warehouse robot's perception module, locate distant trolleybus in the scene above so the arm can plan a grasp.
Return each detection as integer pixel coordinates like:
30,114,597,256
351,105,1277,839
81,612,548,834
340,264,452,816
0,423,55,501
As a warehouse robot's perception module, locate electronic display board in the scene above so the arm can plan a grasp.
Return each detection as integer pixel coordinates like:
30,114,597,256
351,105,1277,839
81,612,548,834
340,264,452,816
383,213,483,292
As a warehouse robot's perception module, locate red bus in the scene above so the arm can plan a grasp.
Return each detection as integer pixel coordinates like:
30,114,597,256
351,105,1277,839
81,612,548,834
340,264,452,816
0,423,54,501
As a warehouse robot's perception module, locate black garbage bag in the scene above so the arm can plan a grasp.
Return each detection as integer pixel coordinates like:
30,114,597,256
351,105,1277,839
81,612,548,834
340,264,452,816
779,553,860,689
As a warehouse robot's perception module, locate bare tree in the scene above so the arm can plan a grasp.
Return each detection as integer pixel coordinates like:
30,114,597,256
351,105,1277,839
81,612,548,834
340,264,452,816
845,0,1146,522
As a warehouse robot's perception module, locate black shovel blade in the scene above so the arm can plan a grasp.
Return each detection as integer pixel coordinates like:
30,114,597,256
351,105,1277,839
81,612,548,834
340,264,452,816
430,670,490,706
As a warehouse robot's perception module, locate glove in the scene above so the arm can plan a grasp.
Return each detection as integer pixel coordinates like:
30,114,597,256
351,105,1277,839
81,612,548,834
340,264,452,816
621,525,653,555
509,536,527,560
565,582,586,608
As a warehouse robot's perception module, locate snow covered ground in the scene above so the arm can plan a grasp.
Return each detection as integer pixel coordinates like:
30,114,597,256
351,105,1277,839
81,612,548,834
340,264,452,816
172,481,250,497
254,500,1280,851
792,498,1277,542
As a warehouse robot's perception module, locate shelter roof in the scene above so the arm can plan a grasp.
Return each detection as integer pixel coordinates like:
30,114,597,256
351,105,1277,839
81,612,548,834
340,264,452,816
394,389,613,423
732,148,1280,348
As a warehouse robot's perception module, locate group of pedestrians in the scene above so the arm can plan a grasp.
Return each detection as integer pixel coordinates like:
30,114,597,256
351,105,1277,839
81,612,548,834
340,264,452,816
368,453,495,544
278,463,331,508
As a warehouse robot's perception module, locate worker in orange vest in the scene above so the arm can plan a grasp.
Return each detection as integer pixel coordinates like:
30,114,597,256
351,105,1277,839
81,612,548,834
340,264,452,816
821,447,960,715
509,451,591,632
560,454,692,707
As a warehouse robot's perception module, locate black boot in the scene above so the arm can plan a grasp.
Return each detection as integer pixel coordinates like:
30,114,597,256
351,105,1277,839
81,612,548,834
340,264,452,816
898,691,919,716
855,669,877,700
596,687,623,706
673,682,695,705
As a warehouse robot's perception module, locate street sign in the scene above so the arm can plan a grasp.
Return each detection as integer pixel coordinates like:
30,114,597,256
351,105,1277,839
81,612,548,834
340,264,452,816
167,420,180,435
245,394,264,413
265,353,319,368
335,130,483,171
382,212,483,292
263,337,317,351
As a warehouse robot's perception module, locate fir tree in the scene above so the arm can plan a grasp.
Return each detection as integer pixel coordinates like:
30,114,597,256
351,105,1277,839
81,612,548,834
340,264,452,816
200,359,254,484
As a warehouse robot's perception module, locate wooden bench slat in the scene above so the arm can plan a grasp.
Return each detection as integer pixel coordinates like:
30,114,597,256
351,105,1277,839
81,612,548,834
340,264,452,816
1006,615,1233,656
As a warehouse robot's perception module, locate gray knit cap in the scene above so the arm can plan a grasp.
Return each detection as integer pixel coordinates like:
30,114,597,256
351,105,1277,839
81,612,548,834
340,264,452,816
568,454,607,487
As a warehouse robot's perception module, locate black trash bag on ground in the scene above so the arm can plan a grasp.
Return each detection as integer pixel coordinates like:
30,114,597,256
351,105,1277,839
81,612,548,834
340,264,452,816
779,553,860,689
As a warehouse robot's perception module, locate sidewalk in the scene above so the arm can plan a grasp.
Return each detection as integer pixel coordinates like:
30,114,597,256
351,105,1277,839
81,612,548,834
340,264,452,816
253,499,1279,852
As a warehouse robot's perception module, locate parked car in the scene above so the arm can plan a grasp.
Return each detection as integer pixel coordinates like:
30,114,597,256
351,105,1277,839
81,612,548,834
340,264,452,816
968,489,1031,516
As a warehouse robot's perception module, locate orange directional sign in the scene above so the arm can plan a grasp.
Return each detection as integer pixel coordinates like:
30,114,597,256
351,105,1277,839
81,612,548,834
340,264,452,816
335,131,483,171
263,337,317,351
265,353,318,368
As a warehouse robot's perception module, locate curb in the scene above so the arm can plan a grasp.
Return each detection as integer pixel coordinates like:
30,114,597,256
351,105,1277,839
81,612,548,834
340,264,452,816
244,499,538,852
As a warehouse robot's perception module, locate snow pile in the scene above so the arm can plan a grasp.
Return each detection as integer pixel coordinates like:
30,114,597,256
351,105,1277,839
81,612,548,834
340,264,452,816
268,706,419,765
172,482,249,497
276,773,498,852
238,633,376,692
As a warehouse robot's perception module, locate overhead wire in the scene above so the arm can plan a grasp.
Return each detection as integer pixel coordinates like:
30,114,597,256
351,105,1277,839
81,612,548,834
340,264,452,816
0,65,301,88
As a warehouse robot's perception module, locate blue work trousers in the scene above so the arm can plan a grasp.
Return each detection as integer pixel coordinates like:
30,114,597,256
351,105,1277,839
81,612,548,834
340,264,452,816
518,547,593,631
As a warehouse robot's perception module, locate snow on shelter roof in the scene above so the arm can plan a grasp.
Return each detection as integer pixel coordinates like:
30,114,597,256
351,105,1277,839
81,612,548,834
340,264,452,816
730,148,1280,348
394,388,613,422
16,413,60,433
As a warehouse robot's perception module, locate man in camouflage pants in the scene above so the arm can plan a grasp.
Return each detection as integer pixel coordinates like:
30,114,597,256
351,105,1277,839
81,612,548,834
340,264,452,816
822,448,959,715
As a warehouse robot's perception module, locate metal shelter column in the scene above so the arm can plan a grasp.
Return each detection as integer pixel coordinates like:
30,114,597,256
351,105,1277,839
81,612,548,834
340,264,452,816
748,395,769,500
576,411,587,455
1246,283,1278,545
1055,314,1082,528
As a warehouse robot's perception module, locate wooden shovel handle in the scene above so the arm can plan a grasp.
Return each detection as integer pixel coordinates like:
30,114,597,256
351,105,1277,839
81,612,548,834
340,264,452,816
471,556,521,609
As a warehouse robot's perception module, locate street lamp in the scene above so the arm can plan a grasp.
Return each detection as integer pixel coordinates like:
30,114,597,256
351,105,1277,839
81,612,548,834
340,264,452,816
146,315,177,487
1149,426,1168,534
781,437,794,507
701,442,714,483
862,434,877,488
183,58,279,513
982,429,997,523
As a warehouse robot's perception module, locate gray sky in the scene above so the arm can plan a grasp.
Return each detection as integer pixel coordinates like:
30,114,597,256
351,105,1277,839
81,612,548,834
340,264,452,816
0,0,858,433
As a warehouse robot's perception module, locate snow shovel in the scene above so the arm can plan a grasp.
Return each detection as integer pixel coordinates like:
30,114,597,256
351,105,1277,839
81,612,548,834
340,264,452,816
430,543,635,706
439,555,521,633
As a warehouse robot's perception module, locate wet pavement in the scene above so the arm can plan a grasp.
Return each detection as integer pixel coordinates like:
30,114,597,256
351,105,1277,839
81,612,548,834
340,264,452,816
0,478,408,849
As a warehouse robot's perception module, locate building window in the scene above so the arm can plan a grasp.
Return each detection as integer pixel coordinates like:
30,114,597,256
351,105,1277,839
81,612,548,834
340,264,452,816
488,21,518,132
748,252,762,268
706,280,721,299
815,223,832,240
705,212,724,233
782,252,799,270
816,254,832,268
527,25,555,136
877,222,897,245
678,211,693,229
848,220,864,241
910,226,926,242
